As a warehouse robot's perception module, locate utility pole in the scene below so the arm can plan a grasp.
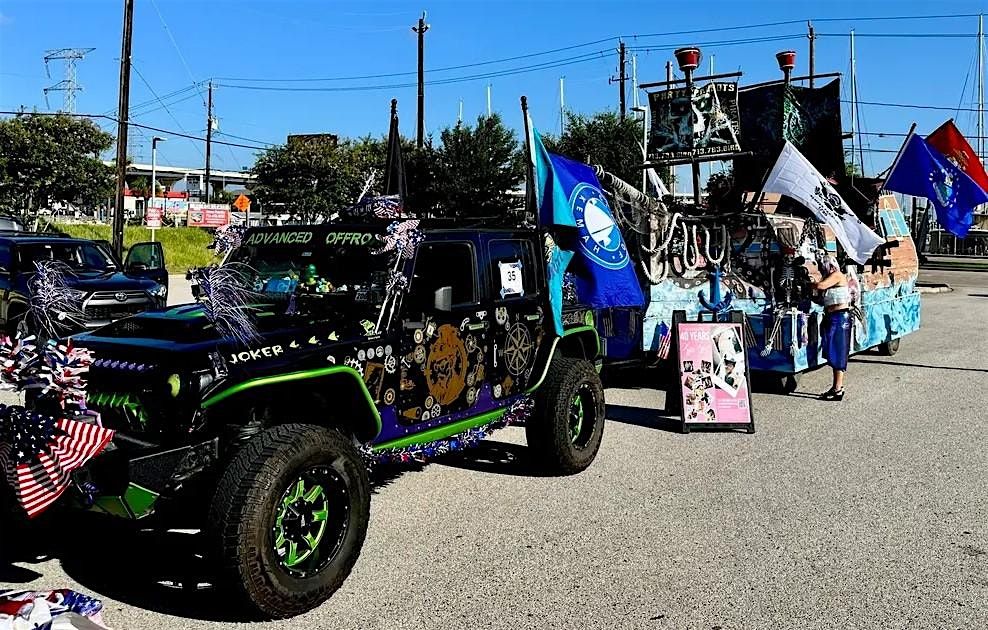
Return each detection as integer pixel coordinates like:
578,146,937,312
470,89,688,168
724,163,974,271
112,0,134,259
413,12,429,148
486,83,492,117
457,98,463,124
43,47,94,113
609,40,627,119
205,80,213,203
808,21,816,88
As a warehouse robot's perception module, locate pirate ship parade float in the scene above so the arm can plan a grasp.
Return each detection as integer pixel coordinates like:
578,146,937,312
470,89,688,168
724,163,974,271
593,47,920,390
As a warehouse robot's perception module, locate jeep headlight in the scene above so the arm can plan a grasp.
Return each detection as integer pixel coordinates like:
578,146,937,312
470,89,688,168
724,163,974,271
149,284,168,299
166,370,214,399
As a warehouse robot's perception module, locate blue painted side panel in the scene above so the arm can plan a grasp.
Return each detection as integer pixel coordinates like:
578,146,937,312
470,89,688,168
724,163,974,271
625,275,921,375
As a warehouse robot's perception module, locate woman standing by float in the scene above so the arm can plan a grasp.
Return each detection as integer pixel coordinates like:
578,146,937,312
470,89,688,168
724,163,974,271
813,255,852,401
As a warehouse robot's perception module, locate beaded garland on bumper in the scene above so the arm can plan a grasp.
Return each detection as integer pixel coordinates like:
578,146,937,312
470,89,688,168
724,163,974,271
366,397,533,466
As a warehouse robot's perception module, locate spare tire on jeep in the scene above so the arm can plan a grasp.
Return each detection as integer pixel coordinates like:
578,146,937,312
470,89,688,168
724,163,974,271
527,357,605,475
208,423,370,619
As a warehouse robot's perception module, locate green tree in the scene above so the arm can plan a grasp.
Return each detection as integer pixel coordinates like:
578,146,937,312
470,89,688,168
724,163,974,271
431,113,524,218
544,111,646,189
0,113,115,215
129,176,151,199
251,138,372,223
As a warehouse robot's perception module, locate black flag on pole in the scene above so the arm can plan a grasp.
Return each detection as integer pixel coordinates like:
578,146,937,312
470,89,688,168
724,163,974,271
384,99,407,200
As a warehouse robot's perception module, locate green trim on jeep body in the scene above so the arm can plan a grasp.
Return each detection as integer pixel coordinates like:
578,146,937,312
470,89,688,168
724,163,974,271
371,407,507,451
201,366,382,437
561,325,601,359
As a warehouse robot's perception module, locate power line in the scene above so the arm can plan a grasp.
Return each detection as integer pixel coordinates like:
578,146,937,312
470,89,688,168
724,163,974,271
215,130,275,146
0,110,271,150
147,0,208,108
818,32,977,38
215,49,612,92
131,62,205,159
843,99,981,112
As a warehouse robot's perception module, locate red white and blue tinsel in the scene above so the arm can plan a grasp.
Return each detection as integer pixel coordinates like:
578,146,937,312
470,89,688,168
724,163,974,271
0,588,108,629
189,263,261,346
208,224,247,257
373,220,424,260
365,397,533,466
0,336,93,408
343,194,406,221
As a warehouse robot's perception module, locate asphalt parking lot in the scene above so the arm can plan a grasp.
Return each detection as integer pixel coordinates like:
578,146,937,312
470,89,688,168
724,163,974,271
3,270,987,630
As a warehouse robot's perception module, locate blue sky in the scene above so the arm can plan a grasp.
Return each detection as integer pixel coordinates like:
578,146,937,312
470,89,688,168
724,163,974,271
2,0,988,182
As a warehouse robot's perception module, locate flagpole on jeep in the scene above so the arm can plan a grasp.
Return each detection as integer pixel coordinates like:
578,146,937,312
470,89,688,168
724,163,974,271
520,95,539,228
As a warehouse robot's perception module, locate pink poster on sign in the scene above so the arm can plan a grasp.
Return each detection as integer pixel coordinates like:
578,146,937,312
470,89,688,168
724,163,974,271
676,322,753,429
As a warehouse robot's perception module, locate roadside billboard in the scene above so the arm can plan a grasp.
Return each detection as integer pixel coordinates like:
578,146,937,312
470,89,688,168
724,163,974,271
188,202,231,228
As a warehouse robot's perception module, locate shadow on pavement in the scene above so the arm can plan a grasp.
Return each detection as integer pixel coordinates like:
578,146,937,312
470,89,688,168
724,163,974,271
0,508,258,622
0,462,428,623
605,404,682,433
850,357,988,373
436,440,551,478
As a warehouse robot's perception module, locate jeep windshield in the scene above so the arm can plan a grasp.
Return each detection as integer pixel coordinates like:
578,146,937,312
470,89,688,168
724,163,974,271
227,230,389,319
17,241,118,272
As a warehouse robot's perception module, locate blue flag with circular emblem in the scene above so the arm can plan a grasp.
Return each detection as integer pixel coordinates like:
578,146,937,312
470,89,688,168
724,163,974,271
535,150,645,309
885,134,988,238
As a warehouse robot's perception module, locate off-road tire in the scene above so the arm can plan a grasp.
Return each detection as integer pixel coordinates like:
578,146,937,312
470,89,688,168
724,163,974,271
877,338,900,356
527,357,605,475
208,423,370,619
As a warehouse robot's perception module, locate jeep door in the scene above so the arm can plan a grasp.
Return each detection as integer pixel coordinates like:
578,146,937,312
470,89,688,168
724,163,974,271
398,240,489,426
483,235,546,399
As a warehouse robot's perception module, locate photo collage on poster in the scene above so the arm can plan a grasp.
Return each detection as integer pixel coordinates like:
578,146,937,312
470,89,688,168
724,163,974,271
677,322,752,426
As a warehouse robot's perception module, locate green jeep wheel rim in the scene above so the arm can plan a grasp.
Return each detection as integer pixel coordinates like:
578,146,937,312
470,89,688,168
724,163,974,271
569,393,585,443
569,384,596,449
272,466,349,578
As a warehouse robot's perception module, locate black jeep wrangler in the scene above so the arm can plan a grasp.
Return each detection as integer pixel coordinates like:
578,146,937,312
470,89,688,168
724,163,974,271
73,221,604,618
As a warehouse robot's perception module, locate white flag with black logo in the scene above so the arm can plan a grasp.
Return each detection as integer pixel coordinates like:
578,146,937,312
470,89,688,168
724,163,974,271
761,141,884,264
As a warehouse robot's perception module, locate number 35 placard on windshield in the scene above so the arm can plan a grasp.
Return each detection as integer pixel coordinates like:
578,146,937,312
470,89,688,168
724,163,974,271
498,260,524,298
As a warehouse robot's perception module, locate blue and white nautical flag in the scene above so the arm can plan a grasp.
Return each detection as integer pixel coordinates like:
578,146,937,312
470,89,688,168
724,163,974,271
528,124,644,310
884,133,988,238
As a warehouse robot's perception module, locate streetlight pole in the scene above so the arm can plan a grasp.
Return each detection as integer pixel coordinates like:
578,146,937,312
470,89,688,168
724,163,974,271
151,136,166,242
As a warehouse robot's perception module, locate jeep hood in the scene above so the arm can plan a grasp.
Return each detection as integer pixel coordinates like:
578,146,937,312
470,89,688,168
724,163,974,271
74,302,365,357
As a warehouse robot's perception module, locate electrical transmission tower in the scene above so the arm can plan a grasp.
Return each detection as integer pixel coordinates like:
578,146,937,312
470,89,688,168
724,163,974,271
43,47,95,113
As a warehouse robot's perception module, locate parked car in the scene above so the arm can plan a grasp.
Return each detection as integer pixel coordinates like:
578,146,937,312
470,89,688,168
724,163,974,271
0,231,168,335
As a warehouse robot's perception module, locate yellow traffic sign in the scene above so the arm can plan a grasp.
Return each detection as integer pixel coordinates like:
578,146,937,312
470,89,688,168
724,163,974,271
234,194,251,211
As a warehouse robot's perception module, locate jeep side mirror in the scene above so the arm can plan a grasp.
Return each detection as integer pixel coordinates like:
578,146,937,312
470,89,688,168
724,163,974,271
434,286,452,312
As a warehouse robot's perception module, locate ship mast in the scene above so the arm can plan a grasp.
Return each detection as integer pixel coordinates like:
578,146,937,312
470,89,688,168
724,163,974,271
979,14,984,161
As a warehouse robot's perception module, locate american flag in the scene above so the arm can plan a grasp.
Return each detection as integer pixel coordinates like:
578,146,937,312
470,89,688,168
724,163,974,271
657,322,673,360
0,406,113,518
